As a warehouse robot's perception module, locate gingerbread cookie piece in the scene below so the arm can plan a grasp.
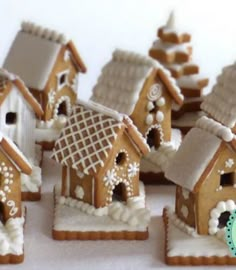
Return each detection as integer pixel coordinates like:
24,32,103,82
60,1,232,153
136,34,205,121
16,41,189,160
149,12,209,135
51,100,151,240
3,21,87,151
157,12,191,44
0,133,31,264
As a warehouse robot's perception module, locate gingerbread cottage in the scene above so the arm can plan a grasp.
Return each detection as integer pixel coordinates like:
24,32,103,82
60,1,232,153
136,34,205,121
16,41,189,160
0,70,43,200
0,133,31,264
90,49,183,149
51,100,151,240
163,63,236,265
3,21,86,149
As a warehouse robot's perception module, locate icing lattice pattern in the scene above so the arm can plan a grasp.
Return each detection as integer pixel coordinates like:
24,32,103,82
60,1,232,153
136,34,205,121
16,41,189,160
52,104,122,175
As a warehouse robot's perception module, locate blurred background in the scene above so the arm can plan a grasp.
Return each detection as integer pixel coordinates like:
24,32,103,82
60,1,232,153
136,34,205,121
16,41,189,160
0,0,236,100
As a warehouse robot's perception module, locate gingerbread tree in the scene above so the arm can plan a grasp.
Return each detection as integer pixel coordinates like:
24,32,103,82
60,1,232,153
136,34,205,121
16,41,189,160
149,12,209,134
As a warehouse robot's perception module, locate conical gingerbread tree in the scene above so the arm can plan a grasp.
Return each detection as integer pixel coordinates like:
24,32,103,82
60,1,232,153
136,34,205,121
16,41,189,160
149,12,209,134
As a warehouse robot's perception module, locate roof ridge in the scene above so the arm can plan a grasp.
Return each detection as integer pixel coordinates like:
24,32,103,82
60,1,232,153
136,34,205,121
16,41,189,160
77,99,124,122
21,21,67,44
195,116,234,142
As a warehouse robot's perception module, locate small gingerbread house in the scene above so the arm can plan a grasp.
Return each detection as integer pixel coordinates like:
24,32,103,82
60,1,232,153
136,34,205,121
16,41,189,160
3,21,86,123
165,116,236,236
90,49,183,149
165,60,236,236
0,133,31,223
51,100,149,208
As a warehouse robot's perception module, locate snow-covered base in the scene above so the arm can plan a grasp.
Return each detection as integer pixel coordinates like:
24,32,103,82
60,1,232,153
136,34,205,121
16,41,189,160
140,128,182,174
164,207,232,258
172,111,205,128
35,116,67,143
0,214,25,256
53,182,150,233
21,163,42,193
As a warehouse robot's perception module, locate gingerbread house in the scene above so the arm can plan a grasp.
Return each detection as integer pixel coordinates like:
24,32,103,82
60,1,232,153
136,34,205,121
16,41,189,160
51,100,151,240
149,12,209,134
90,49,183,149
0,69,43,200
3,21,86,149
165,116,236,235
163,63,236,265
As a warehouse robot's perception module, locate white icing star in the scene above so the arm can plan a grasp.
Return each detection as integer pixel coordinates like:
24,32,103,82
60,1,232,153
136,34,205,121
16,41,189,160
104,169,117,186
128,162,139,178
225,158,234,168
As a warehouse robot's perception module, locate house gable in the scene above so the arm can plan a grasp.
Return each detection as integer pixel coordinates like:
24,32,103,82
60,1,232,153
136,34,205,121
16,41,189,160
41,42,86,120
130,69,174,143
95,129,141,207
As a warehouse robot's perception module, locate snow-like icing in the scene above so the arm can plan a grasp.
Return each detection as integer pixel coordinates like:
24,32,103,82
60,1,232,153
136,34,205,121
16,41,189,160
164,62,197,73
141,128,182,173
21,162,42,192
177,74,207,89
0,215,24,256
54,182,150,230
165,127,222,191
91,49,182,115
165,207,232,257
172,111,205,127
160,11,187,37
35,116,68,142
201,63,236,128
196,116,235,142
152,40,190,54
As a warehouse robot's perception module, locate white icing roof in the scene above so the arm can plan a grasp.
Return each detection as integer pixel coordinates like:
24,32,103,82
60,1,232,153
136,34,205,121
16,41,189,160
165,127,222,191
201,63,236,128
91,49,183,115
3,26,62,90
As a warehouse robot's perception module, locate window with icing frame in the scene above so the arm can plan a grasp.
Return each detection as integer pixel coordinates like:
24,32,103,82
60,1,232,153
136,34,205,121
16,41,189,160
57,70,69,91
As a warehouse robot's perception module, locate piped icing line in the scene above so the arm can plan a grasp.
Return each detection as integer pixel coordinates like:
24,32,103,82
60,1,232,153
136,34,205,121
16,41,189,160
196,116,234,142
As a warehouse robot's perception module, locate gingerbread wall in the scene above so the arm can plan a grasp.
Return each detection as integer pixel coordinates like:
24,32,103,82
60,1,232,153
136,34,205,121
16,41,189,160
40,45,78,121
0,151,22,222
131,70,172,148
196,143,236,235
95,131,141,208
175,186,196,228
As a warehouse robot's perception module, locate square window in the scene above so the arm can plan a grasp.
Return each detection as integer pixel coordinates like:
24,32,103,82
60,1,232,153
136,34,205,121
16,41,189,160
220,172,235,186
57,70,69,91
6,112,17,125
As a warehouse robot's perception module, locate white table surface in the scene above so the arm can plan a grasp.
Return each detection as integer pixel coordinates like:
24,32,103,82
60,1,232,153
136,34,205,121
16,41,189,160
3,152,235,270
